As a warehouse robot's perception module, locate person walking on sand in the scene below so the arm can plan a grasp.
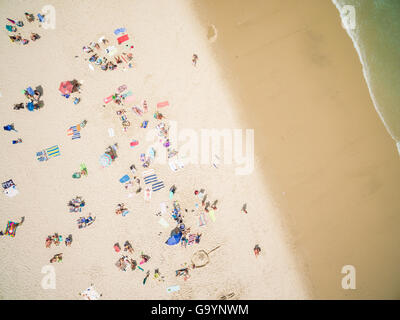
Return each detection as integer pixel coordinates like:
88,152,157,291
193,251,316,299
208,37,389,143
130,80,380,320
192,54,198,66
241,203,248,214
254,244,261,257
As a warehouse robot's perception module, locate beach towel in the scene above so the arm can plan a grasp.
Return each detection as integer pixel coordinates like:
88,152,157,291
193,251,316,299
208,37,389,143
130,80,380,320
158,217,169,228
141,120,149,128
160,202,167,214
144,174,157,185
199,212,207,226
157,101,169,108
152,181,165,192
68,125,81,140
46,145,60,158
106,46,117,56
117,85,127,93
2,180,18,198
104,95,113,104
4,221,17,237
26,87,35,96
119,175,130,183
114,27,126,35
117,34,129,44
168,161,178,172
130,140,139,147
124,95,135,103
108,128,115,137
167,285,180,293
208,209,216,222
2,180,15,190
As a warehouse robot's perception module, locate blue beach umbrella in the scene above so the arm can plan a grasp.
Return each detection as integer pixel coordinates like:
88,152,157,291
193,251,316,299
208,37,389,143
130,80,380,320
165,232,182,246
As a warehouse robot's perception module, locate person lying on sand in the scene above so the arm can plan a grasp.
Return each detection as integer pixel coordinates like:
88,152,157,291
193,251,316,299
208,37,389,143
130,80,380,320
65,234,73,246
124,241,134,254
50,253,63,263
45,236,52,248
30,33,40,41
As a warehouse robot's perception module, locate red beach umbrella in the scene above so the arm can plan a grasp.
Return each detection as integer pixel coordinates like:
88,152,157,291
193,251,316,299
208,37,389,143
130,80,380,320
59,81,74,95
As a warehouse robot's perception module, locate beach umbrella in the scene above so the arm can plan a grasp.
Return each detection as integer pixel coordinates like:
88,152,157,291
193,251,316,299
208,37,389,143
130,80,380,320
27,102,34,111
165,232,182,246
99,153,112,167
59,81,74,95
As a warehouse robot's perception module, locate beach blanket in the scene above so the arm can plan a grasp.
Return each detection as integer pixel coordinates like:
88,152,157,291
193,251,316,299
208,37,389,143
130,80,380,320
106,46,117,56
4,221,17,237
114,27,126,35
68,125,81,140
26,87,35,96
167,285,180,293
80,286,101,300
104,95,113,104
157,101,169,108
144,174,157,185
2,180,15,190
152,181,165,192
117,34,129,44
46,145,60,158
208,209,216,222
199,212,207,226
119,175,130,183
158,217,169,228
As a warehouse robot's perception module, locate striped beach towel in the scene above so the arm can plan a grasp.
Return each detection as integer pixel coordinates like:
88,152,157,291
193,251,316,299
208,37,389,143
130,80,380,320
68,125,81,140
144,174,157,185
46,145,60,158
152,181,164,192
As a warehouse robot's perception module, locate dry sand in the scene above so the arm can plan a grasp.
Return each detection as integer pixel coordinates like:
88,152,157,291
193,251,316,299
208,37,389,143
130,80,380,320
193,0,400,299
0,0,308,299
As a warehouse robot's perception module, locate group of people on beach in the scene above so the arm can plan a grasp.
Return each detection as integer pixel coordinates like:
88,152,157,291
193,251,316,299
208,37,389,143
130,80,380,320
45,233,73,248
6,13,41,45
83,36,134,71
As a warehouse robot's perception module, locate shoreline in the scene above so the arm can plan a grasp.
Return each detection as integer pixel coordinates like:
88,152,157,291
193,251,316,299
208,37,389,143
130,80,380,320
192,0,400,298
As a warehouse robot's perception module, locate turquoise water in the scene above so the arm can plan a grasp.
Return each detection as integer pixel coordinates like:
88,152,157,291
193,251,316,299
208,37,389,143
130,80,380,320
332,0,400,154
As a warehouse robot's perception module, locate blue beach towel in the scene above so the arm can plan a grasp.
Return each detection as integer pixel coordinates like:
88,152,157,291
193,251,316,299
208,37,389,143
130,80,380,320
114,27,126,35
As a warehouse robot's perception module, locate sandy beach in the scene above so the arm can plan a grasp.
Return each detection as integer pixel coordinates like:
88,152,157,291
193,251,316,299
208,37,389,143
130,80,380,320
0,0,308,300
0,0,398,300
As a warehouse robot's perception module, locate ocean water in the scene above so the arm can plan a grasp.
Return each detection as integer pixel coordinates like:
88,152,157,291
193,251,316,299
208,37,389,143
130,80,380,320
332,0,400,154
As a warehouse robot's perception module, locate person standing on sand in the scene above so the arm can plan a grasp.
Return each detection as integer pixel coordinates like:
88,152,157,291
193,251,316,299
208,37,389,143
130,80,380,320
254,245,261,257
192,54,198,66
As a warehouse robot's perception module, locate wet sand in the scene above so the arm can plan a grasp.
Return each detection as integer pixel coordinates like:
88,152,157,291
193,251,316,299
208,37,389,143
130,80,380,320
192,0,400,299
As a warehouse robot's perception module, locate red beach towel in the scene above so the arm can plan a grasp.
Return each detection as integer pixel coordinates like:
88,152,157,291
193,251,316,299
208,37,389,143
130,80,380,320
117,34,129,44
104,95,113,104
157,101,169,108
